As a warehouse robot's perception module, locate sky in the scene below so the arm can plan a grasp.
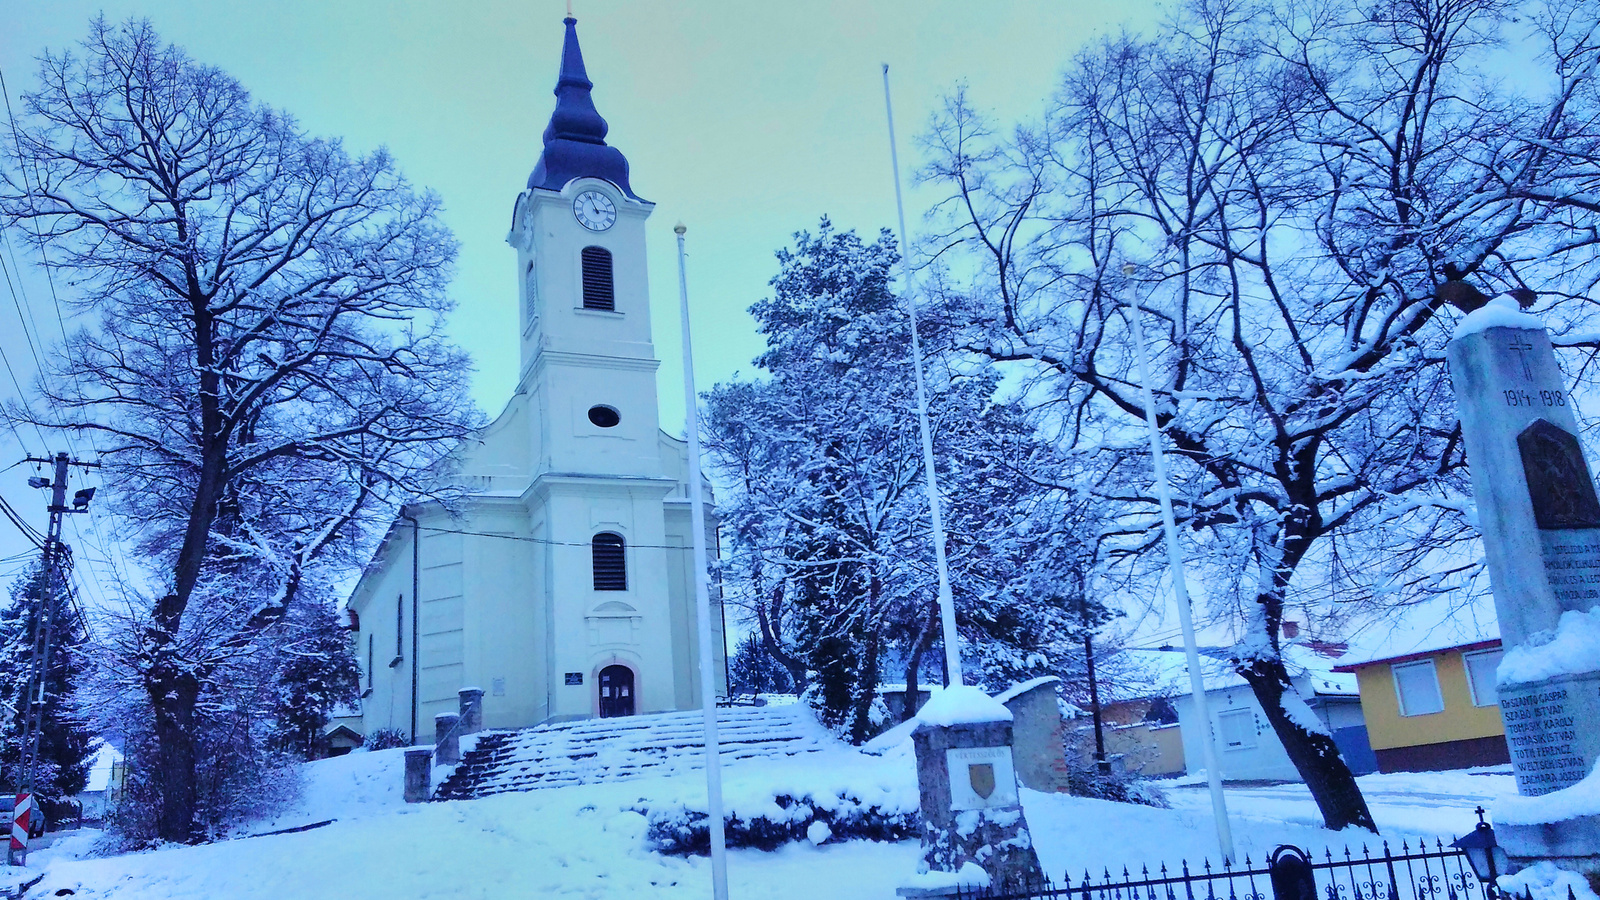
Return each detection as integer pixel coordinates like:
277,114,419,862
0,0,1168,609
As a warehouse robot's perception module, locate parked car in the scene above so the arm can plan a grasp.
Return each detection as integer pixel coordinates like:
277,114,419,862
0,795,46,840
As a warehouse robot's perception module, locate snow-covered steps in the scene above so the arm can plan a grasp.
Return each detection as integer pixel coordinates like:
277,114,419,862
433,705,836,800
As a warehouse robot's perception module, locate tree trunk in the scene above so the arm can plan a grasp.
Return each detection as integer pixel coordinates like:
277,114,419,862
1239,657,1376,833
145,650,202,843
902,605,939,723
757,588,808,692
848,628,883,745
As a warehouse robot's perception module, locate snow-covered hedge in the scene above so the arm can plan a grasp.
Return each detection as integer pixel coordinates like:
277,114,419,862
641,790,919,855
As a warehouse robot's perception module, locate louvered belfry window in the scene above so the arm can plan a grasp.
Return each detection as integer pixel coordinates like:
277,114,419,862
592,532,626,590
581,246,615,311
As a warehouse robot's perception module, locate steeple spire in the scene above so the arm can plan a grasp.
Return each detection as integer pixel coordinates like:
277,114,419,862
526,16,638,198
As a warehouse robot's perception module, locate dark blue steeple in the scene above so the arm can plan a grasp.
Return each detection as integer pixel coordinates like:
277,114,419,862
526,17,638,199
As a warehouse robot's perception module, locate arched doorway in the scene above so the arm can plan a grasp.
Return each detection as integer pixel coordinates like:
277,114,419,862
598,665,635,718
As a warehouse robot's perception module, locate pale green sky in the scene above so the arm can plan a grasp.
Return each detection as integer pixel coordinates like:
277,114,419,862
0,1,1163,597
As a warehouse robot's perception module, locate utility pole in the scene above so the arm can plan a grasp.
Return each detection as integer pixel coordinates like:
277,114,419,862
1084,631,1109,776
11,452,96,865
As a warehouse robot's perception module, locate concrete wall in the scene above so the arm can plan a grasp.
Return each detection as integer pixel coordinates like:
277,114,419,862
1103,723,1185,777
1000,680,1069,792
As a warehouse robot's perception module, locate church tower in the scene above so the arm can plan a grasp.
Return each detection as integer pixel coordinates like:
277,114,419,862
343,16,722,740
506,15,664,480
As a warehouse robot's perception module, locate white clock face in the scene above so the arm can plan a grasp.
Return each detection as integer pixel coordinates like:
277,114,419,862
573,191,616,232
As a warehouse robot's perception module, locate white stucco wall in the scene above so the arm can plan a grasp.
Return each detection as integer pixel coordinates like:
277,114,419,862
1174,677,1344,782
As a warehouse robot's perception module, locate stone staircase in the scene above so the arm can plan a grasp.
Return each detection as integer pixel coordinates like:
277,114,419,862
433,705,834,800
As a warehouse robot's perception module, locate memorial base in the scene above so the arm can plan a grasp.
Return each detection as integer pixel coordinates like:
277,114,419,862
1501,816,1600,878
908,714,1045,896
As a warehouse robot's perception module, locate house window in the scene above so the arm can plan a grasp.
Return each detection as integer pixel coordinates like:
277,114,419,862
1464,649,1504,707
1393,659,1445,716
592,532,627,591
581,246,614,311
587,405,620,428
1217,709,1256,749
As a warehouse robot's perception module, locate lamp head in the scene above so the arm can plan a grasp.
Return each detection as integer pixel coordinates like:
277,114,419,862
1451,808,1508,881
71,487,95,510
27,477,49,490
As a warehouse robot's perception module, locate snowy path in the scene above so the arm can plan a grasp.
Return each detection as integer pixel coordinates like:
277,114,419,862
1160,768,1516,842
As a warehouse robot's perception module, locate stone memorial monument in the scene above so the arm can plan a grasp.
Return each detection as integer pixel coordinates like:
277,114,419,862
898,685,1045,898
1446,290,1600,875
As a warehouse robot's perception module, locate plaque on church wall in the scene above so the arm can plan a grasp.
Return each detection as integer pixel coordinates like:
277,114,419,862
1517,419,1600,529
1498,670,1600,796
564,672,583,686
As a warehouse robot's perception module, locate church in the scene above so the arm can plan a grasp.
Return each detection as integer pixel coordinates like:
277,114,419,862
345,15,725,742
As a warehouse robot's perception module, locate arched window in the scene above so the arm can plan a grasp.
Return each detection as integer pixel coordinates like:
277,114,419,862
592,532,626,590
581,246,615,311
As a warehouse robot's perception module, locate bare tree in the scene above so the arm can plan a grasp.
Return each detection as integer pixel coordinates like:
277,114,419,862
1,19,476,841
921,0,1600,830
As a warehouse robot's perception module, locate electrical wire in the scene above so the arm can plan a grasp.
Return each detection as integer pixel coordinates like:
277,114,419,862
0,62,130,612
416,523,704,551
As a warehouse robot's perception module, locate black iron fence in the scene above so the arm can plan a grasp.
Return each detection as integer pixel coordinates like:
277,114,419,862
960,840,1495,900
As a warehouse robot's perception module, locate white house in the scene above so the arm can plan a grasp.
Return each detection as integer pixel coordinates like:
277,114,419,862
1110,643,1370,782
346,15,725,742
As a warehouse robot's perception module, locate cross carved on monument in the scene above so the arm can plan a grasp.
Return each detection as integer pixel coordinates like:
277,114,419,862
1507,337,1535,380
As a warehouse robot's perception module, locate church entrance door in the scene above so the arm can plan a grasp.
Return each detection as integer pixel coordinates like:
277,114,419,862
598,665,635,718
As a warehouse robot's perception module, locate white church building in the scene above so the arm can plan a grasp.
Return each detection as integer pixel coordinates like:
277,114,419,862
346,15,725,742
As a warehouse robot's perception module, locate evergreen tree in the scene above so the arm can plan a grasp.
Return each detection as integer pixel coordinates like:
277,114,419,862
706,220,1107,741
0,560,94,799
269,598,360,760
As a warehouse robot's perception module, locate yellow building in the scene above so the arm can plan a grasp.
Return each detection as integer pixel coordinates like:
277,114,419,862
1333,639,1507,773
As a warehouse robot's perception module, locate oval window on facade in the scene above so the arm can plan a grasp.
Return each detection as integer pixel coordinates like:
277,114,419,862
587,405,620,428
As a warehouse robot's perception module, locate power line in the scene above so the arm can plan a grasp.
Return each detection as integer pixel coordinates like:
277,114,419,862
417,523,702,552
0,63,131,611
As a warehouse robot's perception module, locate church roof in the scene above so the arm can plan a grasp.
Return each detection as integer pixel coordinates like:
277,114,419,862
526,17,640,200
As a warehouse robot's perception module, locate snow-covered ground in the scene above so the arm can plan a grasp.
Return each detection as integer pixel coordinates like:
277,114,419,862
13,742,1513,899
1161,767,1517,842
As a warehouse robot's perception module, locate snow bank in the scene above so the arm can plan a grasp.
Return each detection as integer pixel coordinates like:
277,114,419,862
916,685,1012,726
1454,296,1545,339
642,747,921,854
1498,607,1600,685
1499,862,1600,900
1497,761,1600,825
902,861,991,892
993,676,1061,705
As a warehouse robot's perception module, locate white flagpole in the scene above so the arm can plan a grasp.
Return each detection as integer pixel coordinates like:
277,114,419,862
882,64,964,687
676,223,729,899
1120,263,1234,862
